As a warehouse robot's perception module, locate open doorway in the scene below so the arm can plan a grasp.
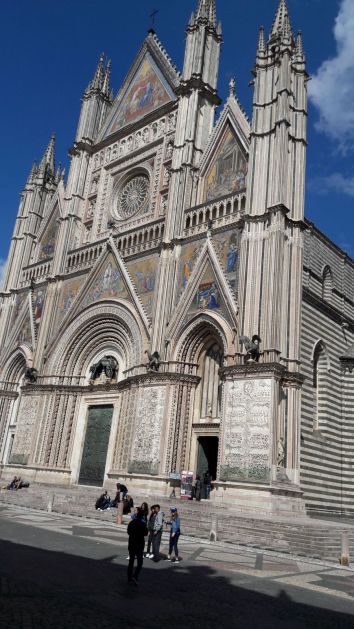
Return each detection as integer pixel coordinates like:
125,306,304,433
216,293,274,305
196,436,218,481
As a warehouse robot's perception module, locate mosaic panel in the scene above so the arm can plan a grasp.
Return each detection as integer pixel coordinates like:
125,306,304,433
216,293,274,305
32,287,46,328
81,257,128,308
126,254,158,318
39,211,59,260
107,55,171,135
204,127,247,202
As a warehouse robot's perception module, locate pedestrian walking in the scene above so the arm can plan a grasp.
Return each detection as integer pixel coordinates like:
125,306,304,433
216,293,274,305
194,475,202,501
127,507,148,585
151,504,164,562
166,507,181,563
145,505,156,558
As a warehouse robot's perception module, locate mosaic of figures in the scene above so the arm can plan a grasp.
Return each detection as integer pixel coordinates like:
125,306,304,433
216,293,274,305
204,127,247,202
127,254,158,318
82,257,128,309
93,111,176,171
105,55,172,137
15,311,32,348
179,230,240,299
186,264,233,327
32,287,46,328
11,292,28,328
39,211,60,261
56,274,87,330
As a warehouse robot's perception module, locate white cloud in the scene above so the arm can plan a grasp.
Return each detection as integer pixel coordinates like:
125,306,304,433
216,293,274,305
310,172,354,197
309,0,354,150
0,258,7,290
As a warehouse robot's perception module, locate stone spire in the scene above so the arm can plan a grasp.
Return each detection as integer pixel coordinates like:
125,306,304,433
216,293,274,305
195,0,217,27
257,26,265,55
76,53,113,143
295,31,305,62
270,0,293,39
38,134,55,181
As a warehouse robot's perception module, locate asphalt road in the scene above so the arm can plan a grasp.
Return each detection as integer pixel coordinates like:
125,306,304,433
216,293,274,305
0,505,354,628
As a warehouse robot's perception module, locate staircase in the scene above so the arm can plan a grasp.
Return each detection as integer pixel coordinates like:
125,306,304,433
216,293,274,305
0,482,353,564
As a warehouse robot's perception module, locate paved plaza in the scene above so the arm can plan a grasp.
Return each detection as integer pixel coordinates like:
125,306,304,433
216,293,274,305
0,505,354,628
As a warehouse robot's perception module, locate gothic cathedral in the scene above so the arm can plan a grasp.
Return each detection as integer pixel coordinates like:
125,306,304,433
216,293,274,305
1,0,354,516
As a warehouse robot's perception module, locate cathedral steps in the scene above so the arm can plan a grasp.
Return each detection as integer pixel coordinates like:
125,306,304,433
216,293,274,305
1,482,354,564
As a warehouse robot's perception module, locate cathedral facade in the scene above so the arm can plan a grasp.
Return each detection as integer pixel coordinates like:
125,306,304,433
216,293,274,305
1,0,354,516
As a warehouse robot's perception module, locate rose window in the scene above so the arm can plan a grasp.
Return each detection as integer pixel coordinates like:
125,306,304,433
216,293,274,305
117,174,149,220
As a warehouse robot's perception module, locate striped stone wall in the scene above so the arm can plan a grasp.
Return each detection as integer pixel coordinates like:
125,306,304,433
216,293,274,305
301,224,354,515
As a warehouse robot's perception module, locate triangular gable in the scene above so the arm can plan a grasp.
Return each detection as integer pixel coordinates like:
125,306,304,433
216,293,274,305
48,239,150,350
201,123,248,204
5,294,34,351
169,239,239,338
38,207,60,261
99,34,179,142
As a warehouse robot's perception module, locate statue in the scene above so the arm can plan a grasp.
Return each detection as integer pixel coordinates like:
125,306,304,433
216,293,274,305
89,355,118,382
145,350,161,372
25,367,38,383
277,437,285,467
239,335,262,363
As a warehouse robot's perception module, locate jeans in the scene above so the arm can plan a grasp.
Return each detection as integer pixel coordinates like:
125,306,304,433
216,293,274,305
205,484,211,499
127,550,143,581
152,530,162,560
169,532,180,557
146,530,154,554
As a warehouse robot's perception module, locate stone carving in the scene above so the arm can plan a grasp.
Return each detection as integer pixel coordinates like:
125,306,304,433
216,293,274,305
145,350,161,372
277,437,285,467
25,367,38,383
220,379,272,482
239,335,262,363
89,355,118,382
10,396,39,465
117,174,150,220
129,385,165,475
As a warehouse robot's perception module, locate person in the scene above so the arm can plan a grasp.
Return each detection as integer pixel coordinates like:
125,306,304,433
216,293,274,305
127,507,148,585
140,502,149,523
151,504,164,562
145,505,156,558
95,490,111,511
116,487,124,525
203,470,212,499
166,507,181,563
117,482,128,500
123,495,134,515
7,476,21,490
194,475,202,501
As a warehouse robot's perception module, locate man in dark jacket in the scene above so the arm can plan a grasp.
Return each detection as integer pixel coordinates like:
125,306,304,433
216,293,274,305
127,507,148,584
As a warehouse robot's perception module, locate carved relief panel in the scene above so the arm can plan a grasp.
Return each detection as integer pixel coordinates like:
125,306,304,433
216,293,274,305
220,379,272,482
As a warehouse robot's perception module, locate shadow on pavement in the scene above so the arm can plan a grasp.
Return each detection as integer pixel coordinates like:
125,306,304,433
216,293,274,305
0,538,353,628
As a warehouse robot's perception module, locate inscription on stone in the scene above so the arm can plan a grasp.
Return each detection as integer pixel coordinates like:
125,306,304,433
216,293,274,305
129,386,165,475
220,379,272,482
10,396,39,465
79,405,113,486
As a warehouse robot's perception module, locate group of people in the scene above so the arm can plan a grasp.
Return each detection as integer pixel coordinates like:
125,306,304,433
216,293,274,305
193,470,212,501
95,482,132,522
127,504,181,585
6,476,30,490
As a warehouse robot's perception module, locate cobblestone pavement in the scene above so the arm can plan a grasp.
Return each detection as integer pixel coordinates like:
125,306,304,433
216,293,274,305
0,504,354,628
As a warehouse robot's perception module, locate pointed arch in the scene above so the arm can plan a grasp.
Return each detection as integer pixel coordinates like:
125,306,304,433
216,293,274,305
312,339,331,432
322,265,333,304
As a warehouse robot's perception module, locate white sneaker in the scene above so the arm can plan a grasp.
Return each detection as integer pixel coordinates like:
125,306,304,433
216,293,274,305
166,555,171,561
174,558,180,563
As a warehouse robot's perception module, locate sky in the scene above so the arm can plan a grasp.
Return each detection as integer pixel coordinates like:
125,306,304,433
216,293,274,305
0,0,352,286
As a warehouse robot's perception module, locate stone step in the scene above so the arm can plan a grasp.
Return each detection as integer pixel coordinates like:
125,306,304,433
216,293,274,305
1,482,353,563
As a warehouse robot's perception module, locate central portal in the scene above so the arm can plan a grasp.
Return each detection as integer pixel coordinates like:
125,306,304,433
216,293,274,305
79,405,113,486
196,436,218,481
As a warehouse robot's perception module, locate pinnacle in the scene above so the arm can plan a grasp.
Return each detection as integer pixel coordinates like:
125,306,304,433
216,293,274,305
270,0,293,38
39,134,55,175
196,0,217,27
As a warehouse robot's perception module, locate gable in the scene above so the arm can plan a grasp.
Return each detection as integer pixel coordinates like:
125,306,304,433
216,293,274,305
187,263,233,327
39,208,60,261
104,54,173,139
204,126,247,203
126,253,159,319
81,254,129,308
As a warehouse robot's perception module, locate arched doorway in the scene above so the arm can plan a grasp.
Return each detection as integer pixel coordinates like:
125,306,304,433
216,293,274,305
0,350,28,465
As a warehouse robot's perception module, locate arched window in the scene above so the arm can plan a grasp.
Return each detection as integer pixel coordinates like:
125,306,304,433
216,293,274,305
322,265,333,304
313,341,329,431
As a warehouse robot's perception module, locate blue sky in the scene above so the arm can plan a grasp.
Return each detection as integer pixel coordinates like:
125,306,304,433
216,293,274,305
0,0,352,282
